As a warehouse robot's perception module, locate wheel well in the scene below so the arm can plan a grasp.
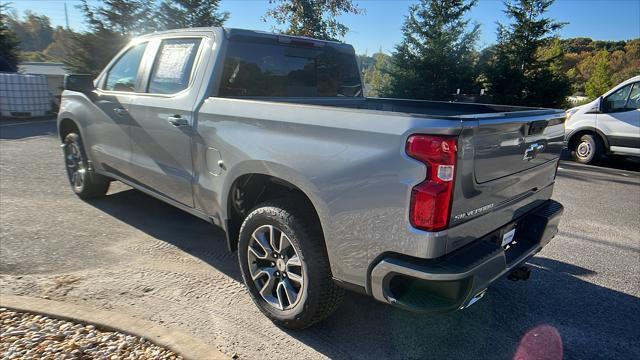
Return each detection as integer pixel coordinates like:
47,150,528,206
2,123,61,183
568,129,607,151
58,118,79,141
225,174,321,252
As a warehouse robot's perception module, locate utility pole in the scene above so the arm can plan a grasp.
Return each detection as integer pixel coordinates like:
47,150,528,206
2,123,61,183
64,1,70,29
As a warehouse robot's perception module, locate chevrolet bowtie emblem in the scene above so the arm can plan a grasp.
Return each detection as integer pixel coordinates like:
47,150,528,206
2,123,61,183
523,143,545,161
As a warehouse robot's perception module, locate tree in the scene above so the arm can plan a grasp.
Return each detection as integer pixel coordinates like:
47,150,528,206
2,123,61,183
65,29,124,75
264,0,363,40
156,0,229,30
43,27,76,60
584,50,613,99
65,0,157,74
6,10,54,51
364,52,393,97
79,0,157,36
0,1,20,71
525,38,571,106
486,0,570,107
383,0,480,100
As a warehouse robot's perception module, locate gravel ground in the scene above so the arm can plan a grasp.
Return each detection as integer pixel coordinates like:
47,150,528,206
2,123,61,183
1,120,639,359
0,308,182,359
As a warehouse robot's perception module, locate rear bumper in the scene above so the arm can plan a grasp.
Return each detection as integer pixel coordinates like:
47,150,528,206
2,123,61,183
369,199,563,313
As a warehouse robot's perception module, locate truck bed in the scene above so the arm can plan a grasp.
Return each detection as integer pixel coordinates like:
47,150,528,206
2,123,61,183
234,96,554,118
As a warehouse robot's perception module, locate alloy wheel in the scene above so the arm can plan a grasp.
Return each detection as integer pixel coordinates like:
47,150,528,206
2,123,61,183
64,140,86,190
247,224,304,310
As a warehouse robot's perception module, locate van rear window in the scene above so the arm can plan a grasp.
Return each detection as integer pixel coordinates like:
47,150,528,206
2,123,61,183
218,38,362,98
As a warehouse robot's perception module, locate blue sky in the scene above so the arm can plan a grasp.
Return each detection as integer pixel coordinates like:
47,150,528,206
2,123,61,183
6,0,640,54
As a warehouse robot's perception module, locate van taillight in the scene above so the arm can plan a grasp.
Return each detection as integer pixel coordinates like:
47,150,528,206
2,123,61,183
406,135,458,231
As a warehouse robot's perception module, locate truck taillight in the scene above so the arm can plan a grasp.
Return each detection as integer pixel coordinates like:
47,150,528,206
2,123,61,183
406,135,458,231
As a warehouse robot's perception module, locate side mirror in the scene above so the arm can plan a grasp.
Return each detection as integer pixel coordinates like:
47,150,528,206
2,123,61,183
586,96,604,114
64,74,94,94
597,96,605,113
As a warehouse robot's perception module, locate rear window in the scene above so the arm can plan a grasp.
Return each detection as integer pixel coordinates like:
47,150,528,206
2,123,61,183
218,37,362,98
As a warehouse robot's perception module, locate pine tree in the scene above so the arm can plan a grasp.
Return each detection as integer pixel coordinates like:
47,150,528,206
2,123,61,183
585,50,613,99
157,0,229,30
65,30,125,75
486,0,570,107
6,11,54,52
384,0,480,100
365,52,393,97
80,0,157,36
65,0,157,74
264,0,363,40
0,1,20,71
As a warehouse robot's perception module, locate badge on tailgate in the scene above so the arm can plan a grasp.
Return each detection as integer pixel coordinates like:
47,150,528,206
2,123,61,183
502,228,516,247
523,143,545,161
453,203,495,221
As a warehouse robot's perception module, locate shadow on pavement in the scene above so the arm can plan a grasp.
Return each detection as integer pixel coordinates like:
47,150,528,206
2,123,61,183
87,188,242,282
557,169,640,187
87,187,640,360
560,149,640,174
0,119,58,139
289,256,639,360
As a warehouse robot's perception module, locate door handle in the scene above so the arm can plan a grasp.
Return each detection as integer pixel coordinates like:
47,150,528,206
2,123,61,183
113,107,127,116
168,115,189,127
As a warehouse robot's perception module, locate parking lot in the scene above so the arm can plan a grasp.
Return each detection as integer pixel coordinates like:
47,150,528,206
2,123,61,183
1,119,639,359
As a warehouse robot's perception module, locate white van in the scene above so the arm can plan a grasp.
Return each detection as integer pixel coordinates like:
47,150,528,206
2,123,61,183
565,76,640,164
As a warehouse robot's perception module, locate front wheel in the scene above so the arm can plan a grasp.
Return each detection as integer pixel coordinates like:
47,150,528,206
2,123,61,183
237,200,344,329
572,134,603,164
63,132,110,199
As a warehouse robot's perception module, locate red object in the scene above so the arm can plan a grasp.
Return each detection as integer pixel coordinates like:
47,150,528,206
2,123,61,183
406,135,458,231
513,324,564,360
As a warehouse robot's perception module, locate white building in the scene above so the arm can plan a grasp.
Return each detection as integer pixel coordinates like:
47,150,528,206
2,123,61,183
19,62,68,104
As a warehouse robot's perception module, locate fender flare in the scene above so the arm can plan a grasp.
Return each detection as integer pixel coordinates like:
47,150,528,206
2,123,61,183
219,160,330,252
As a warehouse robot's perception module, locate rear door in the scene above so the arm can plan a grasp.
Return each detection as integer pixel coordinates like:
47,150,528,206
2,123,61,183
128,36,206,206
597,81,640,153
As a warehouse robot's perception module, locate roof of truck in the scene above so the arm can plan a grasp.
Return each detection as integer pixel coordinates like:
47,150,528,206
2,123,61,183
135,27,351,49
224,28,347,46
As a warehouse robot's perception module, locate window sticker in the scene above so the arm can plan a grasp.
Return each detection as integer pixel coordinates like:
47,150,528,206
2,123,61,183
154,43,196,82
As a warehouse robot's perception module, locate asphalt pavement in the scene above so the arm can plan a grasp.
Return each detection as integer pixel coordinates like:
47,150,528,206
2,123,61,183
1,119,639,359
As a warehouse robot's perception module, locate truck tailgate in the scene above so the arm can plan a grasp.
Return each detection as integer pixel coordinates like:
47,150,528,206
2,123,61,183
448,110,565,235
473,114,564,183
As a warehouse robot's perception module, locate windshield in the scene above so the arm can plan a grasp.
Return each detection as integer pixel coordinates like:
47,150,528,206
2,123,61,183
218,37,363,98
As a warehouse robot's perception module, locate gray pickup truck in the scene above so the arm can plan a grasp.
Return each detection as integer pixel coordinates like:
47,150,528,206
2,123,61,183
58,27,564,329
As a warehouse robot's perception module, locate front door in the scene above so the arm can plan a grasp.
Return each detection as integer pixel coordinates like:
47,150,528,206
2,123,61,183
598,81,640,152
128,37,204,206
90,42,149,177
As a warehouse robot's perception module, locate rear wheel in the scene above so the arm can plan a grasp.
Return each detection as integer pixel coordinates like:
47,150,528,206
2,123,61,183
572,133,603,164
238,199,344,329
63,132,110,199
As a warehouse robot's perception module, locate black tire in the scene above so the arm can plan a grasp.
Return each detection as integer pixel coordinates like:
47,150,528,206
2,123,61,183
571,133,603,164
238,199,344,329
63,132,110,199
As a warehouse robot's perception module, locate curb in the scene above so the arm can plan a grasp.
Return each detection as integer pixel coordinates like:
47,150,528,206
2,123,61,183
0,294,227,360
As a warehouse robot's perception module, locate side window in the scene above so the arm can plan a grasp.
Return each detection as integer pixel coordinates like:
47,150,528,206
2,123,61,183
104,43,148,92
626,83,640,110
148,38,201,94
604,83,632,112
